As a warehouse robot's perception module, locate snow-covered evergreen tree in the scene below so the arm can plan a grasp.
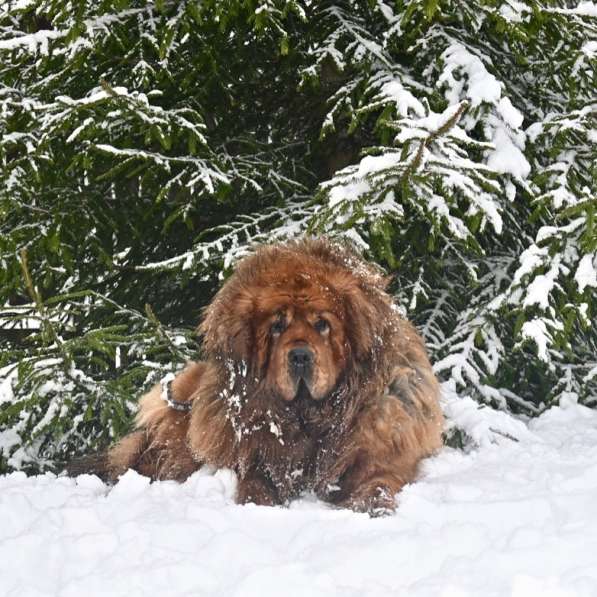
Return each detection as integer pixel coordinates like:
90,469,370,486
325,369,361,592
1,0,595,471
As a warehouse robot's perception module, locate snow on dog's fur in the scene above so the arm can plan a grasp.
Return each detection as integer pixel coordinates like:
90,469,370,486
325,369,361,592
73,238,443,514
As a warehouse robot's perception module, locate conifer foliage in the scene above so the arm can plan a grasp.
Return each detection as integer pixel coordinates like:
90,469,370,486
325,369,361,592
1,0,595,472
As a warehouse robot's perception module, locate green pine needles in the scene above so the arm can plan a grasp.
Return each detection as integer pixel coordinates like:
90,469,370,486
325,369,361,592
1,0,595,472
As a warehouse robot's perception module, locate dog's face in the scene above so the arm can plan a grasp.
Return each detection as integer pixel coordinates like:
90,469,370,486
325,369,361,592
200,243,388,407
254,293,349,402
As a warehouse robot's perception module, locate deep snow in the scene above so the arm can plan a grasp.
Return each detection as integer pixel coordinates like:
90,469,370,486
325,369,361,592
2,390,597,597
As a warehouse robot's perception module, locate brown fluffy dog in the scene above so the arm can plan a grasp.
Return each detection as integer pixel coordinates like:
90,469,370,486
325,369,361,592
78,238,443,514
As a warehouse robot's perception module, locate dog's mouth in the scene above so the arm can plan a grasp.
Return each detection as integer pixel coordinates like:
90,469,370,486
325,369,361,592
294,378,313,401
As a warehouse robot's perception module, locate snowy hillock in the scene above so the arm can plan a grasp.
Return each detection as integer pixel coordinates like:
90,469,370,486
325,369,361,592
2,389,597,597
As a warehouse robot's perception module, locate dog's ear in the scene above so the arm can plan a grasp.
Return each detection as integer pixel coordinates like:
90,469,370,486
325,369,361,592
334,272,390,364
198,286,254,363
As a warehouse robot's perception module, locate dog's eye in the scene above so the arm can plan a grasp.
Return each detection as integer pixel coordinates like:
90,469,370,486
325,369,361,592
270,319,286,336
314,318,329,335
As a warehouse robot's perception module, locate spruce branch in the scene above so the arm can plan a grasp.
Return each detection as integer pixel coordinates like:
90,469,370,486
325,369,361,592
401,100,470,184
18,248,72,369
144,303,190,362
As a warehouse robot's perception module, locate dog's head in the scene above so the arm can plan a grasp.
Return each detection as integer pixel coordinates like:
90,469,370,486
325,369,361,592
200,238,392,405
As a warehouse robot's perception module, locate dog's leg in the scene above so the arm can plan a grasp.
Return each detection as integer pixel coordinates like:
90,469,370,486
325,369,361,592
319,449,412,516
332,465,416,516
319,376,443,515
236,469,280,506
67,362,206,482
110,361,207,481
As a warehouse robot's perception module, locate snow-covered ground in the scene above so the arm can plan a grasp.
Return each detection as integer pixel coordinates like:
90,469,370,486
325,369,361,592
2,392,597,597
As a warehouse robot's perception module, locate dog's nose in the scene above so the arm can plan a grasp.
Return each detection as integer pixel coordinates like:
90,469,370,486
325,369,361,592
288,347,313,377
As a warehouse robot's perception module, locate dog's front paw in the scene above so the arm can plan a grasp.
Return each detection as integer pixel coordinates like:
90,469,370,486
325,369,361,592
345,486,397,517
236,474,278,507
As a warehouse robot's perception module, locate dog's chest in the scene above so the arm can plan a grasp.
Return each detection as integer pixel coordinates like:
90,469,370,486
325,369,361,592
257,428,345,501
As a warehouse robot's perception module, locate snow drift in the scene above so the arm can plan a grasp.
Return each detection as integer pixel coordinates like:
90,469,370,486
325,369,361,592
2,393,597,597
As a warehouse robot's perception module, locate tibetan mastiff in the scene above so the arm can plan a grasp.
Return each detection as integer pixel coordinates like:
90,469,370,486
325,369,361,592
74,238,443,514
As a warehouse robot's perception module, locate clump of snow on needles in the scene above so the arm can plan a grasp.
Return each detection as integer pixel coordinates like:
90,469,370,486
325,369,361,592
440,43,502,107
2,387,597,596
487,124,531,180
520,319,554,362
575,253,597,293
378,79,425,117
328,179,369,208
357,152,401,178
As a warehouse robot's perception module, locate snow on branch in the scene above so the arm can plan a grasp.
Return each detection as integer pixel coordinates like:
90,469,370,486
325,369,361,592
316,100,504,243
135,200,316,274
495,104,596,365
0,7,149,53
